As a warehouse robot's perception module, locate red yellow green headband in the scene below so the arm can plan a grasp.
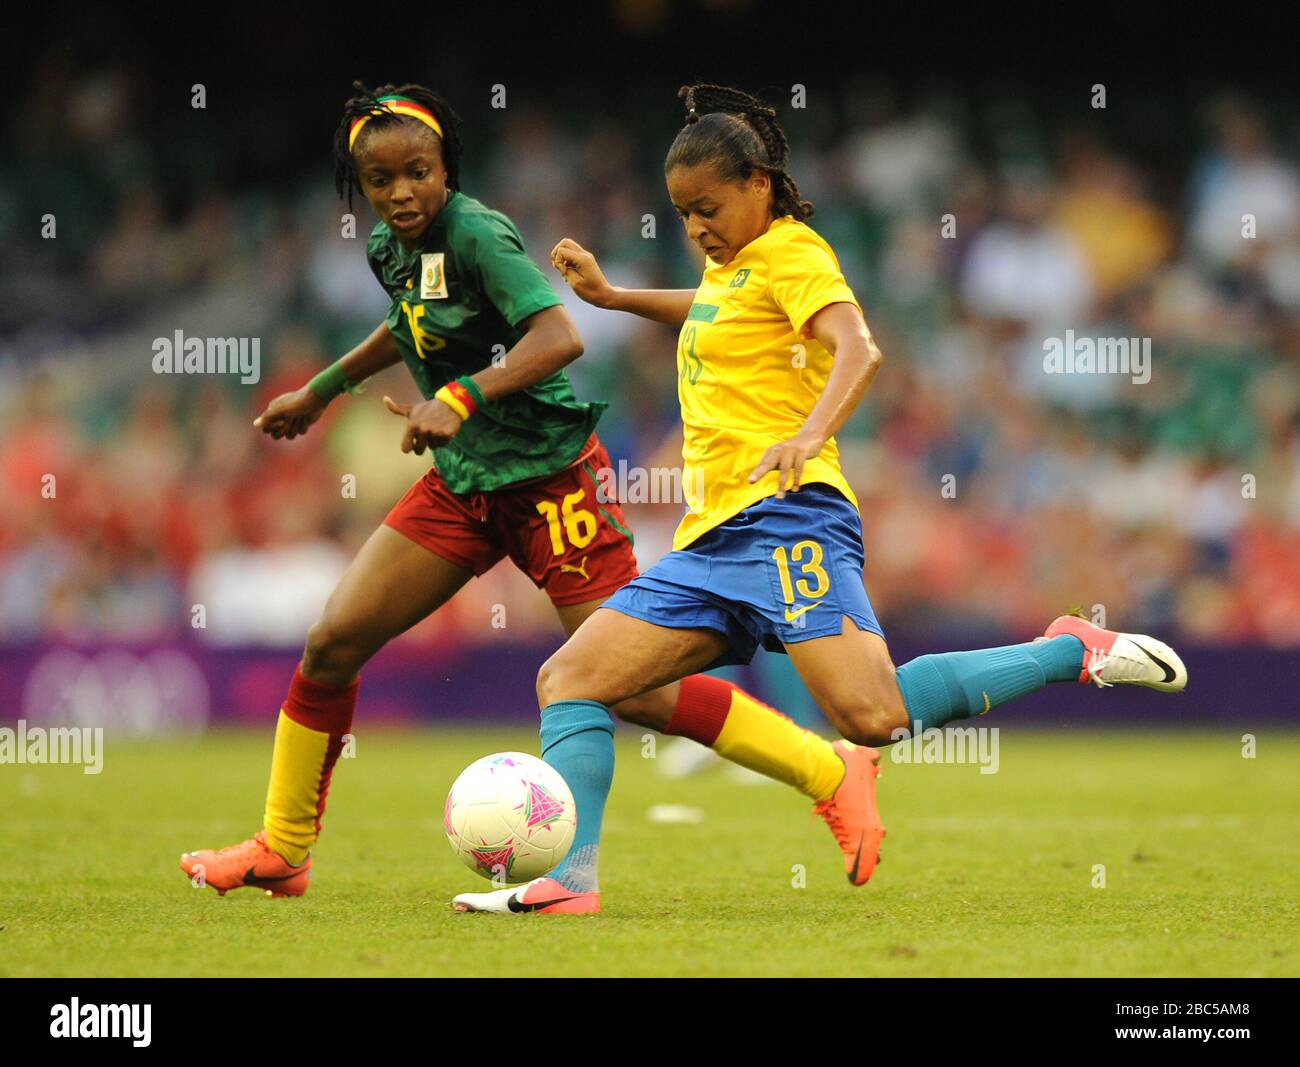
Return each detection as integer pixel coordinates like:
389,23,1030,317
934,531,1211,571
348,95,444,151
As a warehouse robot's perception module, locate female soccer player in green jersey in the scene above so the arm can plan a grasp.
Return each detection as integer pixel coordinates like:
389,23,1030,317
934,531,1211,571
452,83,1188,917
180,83,886,904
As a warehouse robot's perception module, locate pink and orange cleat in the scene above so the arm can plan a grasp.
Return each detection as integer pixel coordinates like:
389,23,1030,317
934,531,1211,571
1043,613,1187,692
814,739,886,886
179,831,311,898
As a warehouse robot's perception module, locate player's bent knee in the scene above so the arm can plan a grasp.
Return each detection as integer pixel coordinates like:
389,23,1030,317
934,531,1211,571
535,654,572,709
536,650,613,711
302,617,367,680
827,692,907,747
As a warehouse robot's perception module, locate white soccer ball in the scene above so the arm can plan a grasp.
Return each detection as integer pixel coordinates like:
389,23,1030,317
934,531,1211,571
444,752,576,884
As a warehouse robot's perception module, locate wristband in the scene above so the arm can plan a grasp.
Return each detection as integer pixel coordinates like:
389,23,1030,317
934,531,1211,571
435,376,481,421
458,375,486,410
306,360,358,402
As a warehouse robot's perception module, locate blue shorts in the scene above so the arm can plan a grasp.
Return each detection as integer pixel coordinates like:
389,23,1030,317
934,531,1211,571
602,484,884,667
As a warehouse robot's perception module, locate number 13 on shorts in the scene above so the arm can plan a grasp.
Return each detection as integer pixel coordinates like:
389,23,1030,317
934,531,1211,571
772,539,830,602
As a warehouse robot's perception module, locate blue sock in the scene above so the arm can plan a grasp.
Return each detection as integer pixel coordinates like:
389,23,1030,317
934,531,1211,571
895,636,1084,735
539,699,615,893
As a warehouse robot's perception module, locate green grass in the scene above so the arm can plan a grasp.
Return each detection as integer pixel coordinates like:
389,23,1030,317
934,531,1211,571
1,727,1296,977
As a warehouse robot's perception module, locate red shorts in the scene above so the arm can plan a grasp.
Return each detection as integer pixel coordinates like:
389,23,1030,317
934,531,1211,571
384,435,639,606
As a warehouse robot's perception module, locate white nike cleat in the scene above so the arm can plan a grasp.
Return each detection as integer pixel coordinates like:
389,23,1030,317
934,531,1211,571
451,875,600,915
1043,614,1187,692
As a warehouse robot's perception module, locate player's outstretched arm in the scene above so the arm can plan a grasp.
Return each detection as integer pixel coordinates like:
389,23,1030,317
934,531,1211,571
469,303,584,402
748,302,883,498
550,237,695,327
253,320,402,440
383,304,584,456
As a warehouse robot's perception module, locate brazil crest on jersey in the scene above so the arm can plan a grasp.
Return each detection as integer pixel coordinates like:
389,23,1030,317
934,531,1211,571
366,191,604,493
673,216,861,550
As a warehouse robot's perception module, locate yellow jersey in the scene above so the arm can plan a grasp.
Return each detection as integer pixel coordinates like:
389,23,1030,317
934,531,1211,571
673,216,861,550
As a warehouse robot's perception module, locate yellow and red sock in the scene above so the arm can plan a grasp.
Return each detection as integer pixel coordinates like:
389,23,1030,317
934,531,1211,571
665,675,844,801
262,667,357,866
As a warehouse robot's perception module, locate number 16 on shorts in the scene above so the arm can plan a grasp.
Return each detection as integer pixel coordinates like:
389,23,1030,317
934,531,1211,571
536,489,597,554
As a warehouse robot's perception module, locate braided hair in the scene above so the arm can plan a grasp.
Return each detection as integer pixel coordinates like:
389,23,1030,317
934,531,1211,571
332,80,463,211
664,83,813,221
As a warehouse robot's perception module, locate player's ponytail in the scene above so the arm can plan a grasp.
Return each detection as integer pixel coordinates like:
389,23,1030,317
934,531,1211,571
332,80,464,210
664,83,814,221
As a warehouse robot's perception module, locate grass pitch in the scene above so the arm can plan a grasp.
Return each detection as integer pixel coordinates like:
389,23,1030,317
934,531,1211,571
1,727,1296,977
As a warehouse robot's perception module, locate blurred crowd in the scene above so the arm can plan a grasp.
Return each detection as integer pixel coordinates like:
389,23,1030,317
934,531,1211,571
3,59,1300,650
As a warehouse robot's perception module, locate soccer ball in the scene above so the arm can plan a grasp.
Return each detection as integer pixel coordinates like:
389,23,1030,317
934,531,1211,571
444,752,576,884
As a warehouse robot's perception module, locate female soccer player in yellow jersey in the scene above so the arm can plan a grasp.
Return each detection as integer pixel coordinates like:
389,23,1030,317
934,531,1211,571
179,83,884,907
452,83,1187,916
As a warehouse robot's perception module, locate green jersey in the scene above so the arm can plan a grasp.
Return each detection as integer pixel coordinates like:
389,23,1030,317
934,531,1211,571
366,191,604,493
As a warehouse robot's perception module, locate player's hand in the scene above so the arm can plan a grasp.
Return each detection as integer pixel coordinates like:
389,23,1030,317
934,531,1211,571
384,395,463,455
748,432,825,499
253,387,328,440
550,238,617,308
